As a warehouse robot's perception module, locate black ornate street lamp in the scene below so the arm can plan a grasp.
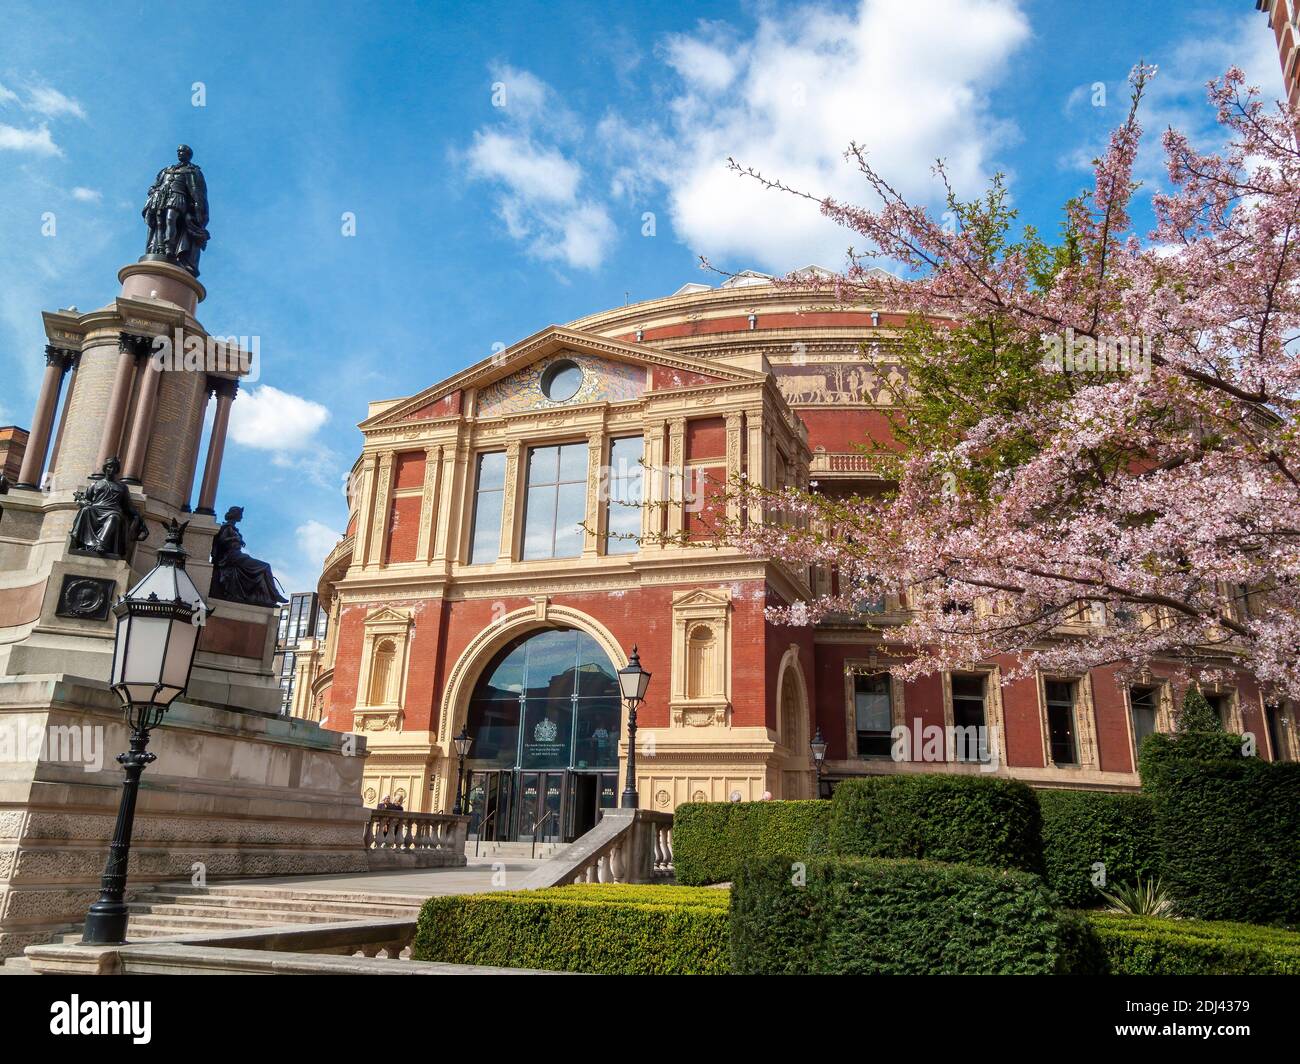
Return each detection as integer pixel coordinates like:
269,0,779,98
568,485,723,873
81,519,208,946
617,645,652,809
451,726,472,816
810,726,828,798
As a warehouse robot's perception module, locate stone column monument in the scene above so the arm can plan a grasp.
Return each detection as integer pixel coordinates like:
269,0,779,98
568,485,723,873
0,147,388,959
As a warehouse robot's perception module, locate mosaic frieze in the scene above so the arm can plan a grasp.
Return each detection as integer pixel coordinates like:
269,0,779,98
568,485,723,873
477,350,646,417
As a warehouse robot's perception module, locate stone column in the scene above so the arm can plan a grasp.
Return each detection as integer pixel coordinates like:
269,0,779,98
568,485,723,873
583,431,605,557
180,382,214,512
46,351,81,479
15,346,74,489
195,378,237,515
665,417,686,546
95,333,149,470
416,444,442,563
725,412,744,529
497,440,521,562
642,423,666,544
120,355,164,485
746,410,765,526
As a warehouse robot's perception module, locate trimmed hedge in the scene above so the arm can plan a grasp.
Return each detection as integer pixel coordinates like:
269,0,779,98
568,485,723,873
1137,729,1243,791
1088,913,1300,975
672,800,832,886
1146,756,1300,925
730,855,1090,974
1038,789,1159,908
828,774,1045,874
412,884,729,974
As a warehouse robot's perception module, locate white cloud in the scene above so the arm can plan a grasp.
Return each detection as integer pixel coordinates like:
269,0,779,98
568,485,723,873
70,186,101,202
461,71,618,270
228,385,329,452
0,82,18,106
662,28,743,93
636,0,1030,271
0,123,60,155
25,85,85,120
467,130,581,204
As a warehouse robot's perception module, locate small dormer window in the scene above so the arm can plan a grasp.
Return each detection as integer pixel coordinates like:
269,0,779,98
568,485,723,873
540,358,583,402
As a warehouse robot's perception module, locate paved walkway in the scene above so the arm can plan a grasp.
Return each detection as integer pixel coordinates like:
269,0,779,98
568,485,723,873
229,857,545,897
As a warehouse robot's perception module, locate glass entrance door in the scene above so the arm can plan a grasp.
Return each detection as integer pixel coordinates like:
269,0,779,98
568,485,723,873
466,769,514,843
517,771,564,840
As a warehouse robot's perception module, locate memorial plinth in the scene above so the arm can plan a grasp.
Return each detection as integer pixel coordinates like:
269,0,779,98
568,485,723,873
0,171,382,955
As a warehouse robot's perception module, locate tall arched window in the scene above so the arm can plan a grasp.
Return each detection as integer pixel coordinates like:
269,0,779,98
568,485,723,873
369,639,396,706
686,624,716,699
465,628,620,770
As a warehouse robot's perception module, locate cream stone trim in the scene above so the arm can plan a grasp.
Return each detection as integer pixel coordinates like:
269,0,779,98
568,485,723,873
353,606,414,734
498,440,521,562
434,602,629,758
1035,672,1101,771
843,656,907,760
941,667,1008,767
361,324,763,430
668,587,731,727
774,645,814,798
416,444,442,562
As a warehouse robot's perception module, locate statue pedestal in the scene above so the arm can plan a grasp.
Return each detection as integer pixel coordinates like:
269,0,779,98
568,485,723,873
0,676,372,959
118,260,205,315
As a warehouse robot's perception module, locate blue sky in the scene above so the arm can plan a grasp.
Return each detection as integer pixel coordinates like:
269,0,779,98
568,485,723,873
0,0,1285,591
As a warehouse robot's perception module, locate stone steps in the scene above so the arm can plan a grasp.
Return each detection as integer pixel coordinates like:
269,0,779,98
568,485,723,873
468,839,569,859
44,881,430,943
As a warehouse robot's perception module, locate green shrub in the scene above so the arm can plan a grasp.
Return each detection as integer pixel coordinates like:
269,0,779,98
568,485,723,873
672,800,832,885
730,855,1088,974
1146,757,1300,925
1088,913,1300,974
1038,789,1158,907
412,884,729,974
828,774,1045,874
1175,686,1223,733
1138,729,1243,790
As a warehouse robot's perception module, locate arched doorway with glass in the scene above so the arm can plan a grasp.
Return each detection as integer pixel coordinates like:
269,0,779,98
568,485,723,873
463,627,621,843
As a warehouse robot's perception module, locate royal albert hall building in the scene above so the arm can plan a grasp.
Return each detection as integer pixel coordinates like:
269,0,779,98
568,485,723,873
293,268,1298,842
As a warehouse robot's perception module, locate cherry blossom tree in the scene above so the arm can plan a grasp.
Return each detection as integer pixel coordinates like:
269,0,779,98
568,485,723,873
722,66,1300,698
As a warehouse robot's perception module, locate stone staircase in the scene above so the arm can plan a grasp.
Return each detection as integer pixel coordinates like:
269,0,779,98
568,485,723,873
7,883,430,952
468,838,569,861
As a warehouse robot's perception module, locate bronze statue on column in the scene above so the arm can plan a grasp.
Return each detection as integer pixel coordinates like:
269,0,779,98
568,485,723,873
142,145,210,278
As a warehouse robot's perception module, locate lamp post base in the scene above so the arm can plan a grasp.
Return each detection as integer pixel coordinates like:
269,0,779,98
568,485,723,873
80,902,130,946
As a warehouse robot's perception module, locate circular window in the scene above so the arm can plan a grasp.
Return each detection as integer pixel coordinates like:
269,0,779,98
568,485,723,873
540,359,583,402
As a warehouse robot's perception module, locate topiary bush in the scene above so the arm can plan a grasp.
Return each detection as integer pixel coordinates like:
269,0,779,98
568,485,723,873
412,884,730,974
1088,912,1300,974
828,774,1045,874
1144,757,1300,925
1038,789,1159,908
730,854,1095,974
672,800,832,885
1174,686,1223,733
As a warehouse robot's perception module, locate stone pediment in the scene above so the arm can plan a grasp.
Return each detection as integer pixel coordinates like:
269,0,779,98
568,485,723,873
361,325,763,430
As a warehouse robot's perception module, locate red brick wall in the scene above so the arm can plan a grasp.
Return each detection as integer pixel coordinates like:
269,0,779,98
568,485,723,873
797,409,900,452
393,450,426,490
685,416,726,459
385,494,422,563
999,668,1047,769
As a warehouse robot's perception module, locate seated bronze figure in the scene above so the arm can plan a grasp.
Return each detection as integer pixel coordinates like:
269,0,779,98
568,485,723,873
210,506,287,607
69,458,148,558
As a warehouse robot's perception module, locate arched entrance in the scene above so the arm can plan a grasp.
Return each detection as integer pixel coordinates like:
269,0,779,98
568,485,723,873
462,627,622,843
